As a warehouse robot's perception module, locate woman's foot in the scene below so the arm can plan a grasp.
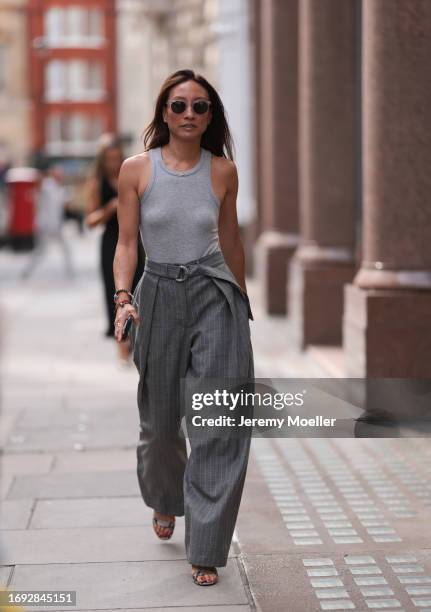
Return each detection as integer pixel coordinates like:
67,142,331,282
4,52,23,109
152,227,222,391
152,510,175,539
191,565,219,586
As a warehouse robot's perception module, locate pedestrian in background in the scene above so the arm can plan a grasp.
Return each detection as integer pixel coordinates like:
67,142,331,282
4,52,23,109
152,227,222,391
21,163,75,280
85,134,145,366
112,69,254,586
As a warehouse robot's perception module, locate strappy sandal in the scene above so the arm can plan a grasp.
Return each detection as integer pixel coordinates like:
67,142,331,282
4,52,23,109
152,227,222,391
191,565,219,586
152,515,175,540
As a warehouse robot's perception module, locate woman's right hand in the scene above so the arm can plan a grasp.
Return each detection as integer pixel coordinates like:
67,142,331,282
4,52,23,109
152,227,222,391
114,302,140,342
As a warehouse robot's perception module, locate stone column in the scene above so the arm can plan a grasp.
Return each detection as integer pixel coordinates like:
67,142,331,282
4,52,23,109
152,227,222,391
344,0,431,376
290,0,358,348
254,0,300,314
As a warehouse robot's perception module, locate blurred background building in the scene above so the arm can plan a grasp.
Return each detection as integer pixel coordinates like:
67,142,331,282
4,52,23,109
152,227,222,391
0,0,30,167
28,0,117,169
117,0,219,156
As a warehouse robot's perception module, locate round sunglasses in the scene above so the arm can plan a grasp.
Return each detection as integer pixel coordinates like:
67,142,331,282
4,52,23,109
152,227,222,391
166,99,212,115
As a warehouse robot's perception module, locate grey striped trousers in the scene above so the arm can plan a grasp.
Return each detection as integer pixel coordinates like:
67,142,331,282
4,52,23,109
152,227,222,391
130,249,254,567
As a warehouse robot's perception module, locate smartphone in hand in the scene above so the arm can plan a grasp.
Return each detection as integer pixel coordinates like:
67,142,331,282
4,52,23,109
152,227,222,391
121,314,134,341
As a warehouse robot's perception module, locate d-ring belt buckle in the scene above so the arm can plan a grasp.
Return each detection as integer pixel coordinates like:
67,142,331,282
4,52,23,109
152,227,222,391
175,264,189,282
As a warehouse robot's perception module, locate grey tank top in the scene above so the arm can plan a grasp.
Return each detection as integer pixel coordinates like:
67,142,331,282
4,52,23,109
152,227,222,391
139,146,221,264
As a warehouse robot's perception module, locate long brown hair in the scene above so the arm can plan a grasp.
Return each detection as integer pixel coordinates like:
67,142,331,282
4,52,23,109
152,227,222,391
89,133,124,182
142,69,235,160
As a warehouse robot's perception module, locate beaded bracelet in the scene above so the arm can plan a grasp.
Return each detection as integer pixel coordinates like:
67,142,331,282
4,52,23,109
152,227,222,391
114,289,133,303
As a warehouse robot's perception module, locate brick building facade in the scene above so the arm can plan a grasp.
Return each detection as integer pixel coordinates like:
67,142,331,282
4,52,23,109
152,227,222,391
27,0,116,161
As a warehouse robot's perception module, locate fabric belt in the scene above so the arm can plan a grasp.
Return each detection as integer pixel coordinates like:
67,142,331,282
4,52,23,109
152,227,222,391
144,249,225,282
138,247,254,321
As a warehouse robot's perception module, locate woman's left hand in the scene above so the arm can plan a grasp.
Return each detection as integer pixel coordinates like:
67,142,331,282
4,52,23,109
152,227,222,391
114,302,140,342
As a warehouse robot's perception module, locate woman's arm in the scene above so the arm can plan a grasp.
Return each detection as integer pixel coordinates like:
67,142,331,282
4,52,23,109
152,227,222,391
84,177,117,228
113,157,141,296
218,160,248,294
113,155,150,342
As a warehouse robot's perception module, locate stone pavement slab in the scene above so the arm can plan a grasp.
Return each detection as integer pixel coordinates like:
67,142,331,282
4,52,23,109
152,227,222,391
12,407,135,430
3,404,138,453
4,424,137,453
2,524,240,564
0,412,21,447
0,565,12,586
7,470,139,500
0,453,54,475
0,500,33,529
1,389,137,411
0,475,14,501
29,497,150,529
51,449,136,472
9,559,249,610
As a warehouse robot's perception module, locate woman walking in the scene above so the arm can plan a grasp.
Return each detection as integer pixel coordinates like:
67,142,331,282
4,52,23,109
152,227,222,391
85,135,145,365
113,69,254,586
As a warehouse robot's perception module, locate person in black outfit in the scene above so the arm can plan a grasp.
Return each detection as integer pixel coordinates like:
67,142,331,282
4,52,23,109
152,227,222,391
85,135,145,364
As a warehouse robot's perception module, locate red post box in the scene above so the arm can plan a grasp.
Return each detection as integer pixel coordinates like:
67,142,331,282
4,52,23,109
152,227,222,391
5,167,40,251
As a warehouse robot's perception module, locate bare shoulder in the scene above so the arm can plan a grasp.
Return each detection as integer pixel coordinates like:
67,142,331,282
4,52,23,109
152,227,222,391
120,151,150,176
209,155,238,205
211,156,238,202
119,151,151,197
212,155,237,180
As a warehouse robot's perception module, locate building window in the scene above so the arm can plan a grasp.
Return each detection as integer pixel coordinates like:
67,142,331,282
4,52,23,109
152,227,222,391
88,61,104,92
45,59,105,102
67,7,86,40
88,8,103,38
69,60,89,100
46,112,104,155
44,8,64,46
45,59,66,100
44,6,104,48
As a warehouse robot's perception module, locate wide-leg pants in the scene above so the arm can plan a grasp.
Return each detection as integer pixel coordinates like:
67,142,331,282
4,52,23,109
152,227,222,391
130,249,254,567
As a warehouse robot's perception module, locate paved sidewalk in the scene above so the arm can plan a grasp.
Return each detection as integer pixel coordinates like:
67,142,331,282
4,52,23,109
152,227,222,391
1,227,430,612
0,226,260,611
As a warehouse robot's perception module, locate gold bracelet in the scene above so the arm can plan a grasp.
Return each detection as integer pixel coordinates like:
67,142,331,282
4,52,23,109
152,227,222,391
114,289,133,303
